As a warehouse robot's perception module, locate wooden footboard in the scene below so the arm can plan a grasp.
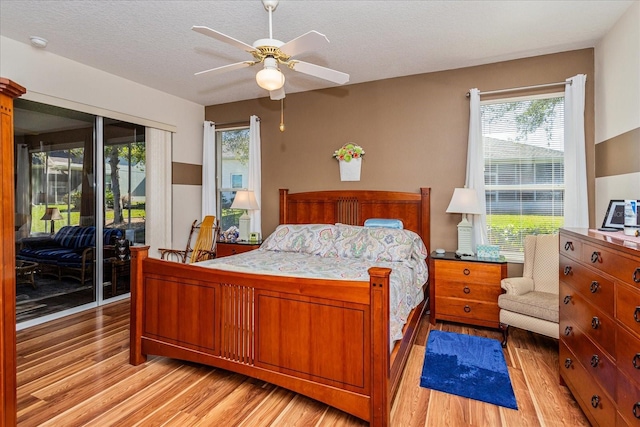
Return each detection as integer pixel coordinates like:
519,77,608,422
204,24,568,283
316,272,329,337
130,247,408,424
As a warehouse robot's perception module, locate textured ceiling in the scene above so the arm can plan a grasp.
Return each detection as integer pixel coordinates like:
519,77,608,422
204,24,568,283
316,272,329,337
0,0,634,106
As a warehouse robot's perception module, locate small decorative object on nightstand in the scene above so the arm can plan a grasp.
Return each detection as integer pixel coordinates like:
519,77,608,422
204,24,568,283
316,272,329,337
429,251,507,328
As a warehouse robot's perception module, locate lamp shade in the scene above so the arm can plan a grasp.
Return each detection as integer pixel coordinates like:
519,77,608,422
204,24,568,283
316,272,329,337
231,190,260,211
446,188,483,215
256,58,285,91
41,207,63,221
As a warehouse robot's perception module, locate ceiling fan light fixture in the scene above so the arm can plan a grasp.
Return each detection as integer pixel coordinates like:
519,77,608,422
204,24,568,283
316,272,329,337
256,60,285,91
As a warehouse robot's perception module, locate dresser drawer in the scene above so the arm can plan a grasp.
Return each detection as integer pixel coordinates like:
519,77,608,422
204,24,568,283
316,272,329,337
435,297,499,324
560,255,614,313
560,234,583,261
560,281,616,356
434,260,502,285
560,341,616,427
437,280,502,302
582,243,640,288
617,283,640,337
561,326,616,399
616,325,640,385
616,371,640,426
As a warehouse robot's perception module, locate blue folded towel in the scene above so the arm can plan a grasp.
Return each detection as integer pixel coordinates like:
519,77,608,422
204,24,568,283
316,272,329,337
363,218,404,229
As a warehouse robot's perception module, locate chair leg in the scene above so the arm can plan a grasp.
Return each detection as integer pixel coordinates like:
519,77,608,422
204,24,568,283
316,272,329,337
499,323,509,348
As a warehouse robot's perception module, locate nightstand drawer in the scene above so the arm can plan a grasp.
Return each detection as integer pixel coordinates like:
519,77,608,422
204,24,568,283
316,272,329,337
437,280,501,302
436,260,503,284
216,242,261,258
435,297,500,323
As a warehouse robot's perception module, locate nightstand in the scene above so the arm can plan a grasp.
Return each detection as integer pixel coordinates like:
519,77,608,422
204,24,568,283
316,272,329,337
429,251,507,328
216,240,262,258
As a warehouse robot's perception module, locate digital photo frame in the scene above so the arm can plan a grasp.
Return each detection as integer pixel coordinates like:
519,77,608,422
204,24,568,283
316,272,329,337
601,200,640,230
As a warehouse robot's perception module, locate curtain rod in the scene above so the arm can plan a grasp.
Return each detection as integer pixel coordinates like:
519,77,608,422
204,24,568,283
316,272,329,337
208,117,260,127
465,80,571,98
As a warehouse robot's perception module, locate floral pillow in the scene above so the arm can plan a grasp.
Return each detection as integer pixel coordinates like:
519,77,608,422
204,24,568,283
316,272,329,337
334,224,419,262
261,224,337,256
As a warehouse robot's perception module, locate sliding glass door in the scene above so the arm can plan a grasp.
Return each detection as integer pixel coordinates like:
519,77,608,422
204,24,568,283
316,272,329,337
14,100,145,327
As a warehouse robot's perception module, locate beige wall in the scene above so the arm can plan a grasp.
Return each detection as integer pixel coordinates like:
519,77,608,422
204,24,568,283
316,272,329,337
206,49,595,252
594,1,640,222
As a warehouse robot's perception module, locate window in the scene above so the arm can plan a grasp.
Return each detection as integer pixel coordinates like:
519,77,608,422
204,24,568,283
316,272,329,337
216,127,250,230
481,94,565,260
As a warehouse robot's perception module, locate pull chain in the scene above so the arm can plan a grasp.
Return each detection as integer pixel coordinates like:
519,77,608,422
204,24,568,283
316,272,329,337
279,98,285,132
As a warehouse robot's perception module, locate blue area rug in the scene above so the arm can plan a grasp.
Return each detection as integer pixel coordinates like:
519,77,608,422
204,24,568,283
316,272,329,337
420,330,518,409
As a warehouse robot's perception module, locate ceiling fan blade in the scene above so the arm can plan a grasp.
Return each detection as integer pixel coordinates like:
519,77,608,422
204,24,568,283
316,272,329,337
192,26,256,53
280,30,329,57
290,61,350,85
270,87,286,100
195,61,253,76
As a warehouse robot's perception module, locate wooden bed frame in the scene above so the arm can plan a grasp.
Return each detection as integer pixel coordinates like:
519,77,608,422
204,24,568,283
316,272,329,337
129,188,431,426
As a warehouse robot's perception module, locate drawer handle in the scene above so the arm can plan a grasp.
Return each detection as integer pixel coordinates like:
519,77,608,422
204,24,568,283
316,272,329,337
563,266,572,276
564,241,574,251
635,307,640,323
463,268,470,276
463,305,471,313
590,354,599,368
564,326,572,336
590,251,601,263
564,358,572,369
563,295,572,305
591,395,600,408
591,316,600,329
633,353,640,369
634,268,640,283
463,286,470,294
634,402,640,419
589,281,599,293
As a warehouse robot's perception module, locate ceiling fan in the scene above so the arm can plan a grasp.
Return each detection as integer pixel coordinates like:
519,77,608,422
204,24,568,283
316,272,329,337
192,0,349,101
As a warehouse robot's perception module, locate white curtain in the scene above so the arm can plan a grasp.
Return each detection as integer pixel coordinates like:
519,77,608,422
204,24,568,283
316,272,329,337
465,88,488,250
248,115,262,236
145,128,173,258
202,121,216,219
564,74,588,228
15,144,31,238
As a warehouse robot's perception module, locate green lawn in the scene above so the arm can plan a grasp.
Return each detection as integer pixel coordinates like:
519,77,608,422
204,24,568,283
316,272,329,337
30,205,145,233
487,214,563,252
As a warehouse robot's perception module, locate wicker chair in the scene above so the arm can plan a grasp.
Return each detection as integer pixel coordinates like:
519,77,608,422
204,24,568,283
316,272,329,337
159,216,219,263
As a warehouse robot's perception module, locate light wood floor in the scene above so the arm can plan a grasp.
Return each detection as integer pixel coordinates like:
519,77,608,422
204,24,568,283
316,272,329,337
16,300,590,426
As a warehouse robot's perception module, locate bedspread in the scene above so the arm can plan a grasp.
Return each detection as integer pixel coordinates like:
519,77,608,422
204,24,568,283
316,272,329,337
197,249,428,342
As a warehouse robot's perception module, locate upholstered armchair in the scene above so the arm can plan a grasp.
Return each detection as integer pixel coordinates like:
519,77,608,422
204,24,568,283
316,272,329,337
498,234,559,347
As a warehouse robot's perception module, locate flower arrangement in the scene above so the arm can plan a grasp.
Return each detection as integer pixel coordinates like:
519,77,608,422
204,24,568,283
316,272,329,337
333,143,365,162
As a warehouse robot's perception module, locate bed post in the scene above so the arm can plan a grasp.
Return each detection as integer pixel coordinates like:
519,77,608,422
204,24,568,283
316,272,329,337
369,266,391,427
279,188,289,224
129,245,149,365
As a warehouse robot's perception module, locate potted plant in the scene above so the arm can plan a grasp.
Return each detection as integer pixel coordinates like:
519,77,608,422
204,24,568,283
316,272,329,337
333,143,365,181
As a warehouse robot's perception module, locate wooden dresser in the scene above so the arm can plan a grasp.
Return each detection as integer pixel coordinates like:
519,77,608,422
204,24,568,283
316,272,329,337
429,251,507,328
559,228,640,426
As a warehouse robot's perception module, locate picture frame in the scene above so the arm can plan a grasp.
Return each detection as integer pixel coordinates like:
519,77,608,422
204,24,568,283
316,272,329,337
601,200,640,229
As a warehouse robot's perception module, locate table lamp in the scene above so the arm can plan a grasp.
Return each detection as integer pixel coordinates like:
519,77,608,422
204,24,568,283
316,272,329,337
230,190,260,241
41,207,63,235
446,188,483,256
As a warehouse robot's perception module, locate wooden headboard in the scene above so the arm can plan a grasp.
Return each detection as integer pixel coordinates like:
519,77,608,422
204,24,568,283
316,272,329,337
279,187,431,250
